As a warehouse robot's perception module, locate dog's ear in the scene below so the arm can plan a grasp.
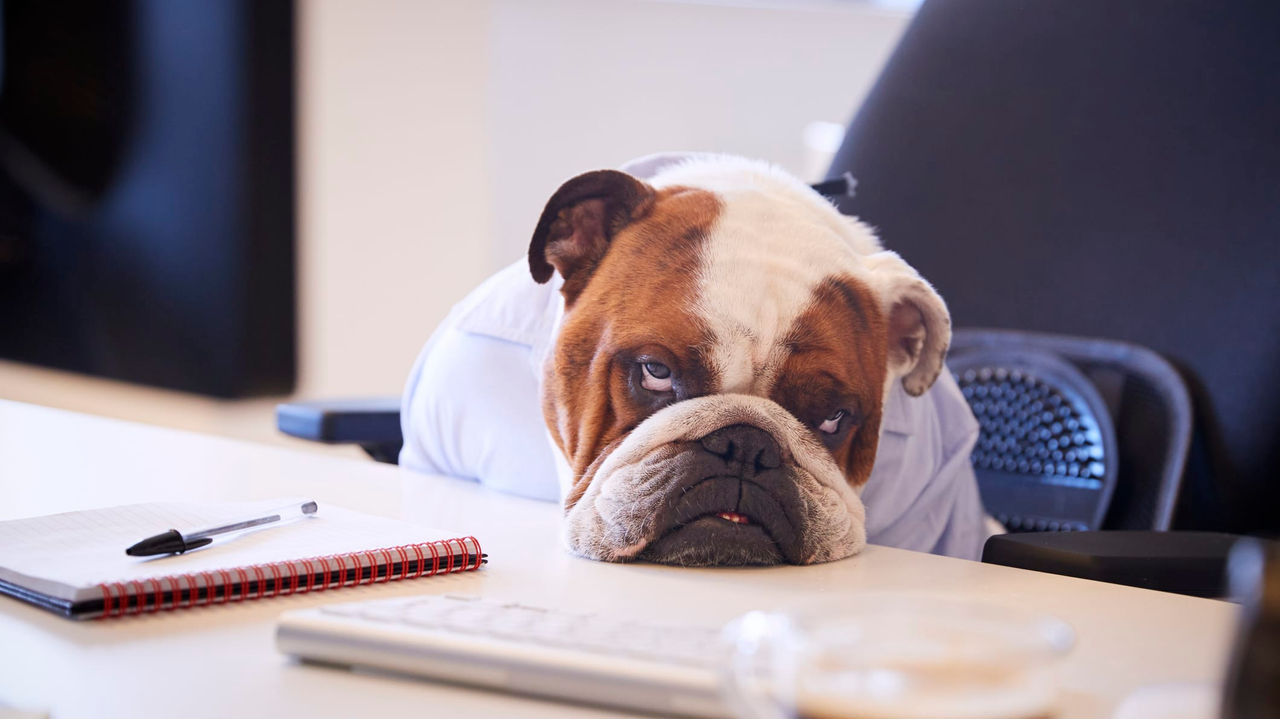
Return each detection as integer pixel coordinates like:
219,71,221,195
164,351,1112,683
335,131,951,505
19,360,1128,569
866,251,951,397
528,170,656,303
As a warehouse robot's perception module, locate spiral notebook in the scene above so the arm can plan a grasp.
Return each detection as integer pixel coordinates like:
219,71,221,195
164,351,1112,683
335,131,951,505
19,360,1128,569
0,499,483,620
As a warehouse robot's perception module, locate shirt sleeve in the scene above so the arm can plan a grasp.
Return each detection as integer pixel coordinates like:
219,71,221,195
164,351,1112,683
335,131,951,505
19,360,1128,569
862,371,992,560
925,371,992,560
399,324,561,502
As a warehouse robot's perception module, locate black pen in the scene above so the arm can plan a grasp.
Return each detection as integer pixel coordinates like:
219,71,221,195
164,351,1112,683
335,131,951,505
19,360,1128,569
126,500,319,556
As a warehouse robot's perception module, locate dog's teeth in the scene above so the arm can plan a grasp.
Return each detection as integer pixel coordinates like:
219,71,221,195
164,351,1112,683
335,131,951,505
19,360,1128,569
716,512,751,525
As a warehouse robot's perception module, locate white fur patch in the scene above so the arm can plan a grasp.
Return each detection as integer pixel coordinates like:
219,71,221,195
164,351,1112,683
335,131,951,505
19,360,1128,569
643,156,950,405
648,157,884,397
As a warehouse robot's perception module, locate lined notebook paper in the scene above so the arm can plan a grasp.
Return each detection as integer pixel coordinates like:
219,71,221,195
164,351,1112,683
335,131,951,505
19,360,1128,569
0,499,482,620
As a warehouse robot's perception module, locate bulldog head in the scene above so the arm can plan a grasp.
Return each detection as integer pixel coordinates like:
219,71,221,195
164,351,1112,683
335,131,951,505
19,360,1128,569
529,156,949,566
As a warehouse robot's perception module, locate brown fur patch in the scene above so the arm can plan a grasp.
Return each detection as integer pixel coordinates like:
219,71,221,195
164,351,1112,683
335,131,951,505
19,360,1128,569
770,275,888,488
543,186,723,509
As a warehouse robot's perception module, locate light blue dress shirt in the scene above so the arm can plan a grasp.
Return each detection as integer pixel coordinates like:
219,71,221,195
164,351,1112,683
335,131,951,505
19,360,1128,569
400,258,993,561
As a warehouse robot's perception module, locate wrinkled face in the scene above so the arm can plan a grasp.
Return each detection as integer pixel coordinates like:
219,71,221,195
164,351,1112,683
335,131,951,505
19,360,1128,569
529,163,949,566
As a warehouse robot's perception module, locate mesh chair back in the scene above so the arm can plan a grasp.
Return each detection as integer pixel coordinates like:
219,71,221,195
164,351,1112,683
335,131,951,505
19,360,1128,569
950,346,1116,532
948,329,1192,531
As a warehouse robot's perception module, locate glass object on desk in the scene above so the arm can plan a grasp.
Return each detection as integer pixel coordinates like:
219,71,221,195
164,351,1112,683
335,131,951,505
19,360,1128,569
720,595,1074,719
1221,538,1280,719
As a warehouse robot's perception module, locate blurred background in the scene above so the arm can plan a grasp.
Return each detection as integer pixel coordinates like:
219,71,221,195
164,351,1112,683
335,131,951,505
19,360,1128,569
0,0,912,451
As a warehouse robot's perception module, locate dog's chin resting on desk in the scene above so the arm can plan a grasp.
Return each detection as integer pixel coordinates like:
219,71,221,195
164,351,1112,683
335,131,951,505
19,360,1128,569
401,153,993,566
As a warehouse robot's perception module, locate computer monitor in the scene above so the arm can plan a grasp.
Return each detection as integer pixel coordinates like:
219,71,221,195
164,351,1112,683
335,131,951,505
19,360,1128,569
0,0,295,398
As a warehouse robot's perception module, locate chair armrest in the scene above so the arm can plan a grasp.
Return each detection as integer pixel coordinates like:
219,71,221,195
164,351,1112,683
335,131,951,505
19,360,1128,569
982,530,1249,597
275,397,403,464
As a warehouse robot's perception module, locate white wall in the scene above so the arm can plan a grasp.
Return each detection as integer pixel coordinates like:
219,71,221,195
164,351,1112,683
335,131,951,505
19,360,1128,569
298,0,493,398
486,0,910,262
0,0,911,449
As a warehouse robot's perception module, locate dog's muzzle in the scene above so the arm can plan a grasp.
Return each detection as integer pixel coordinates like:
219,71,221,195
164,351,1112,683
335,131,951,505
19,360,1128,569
562,394,867,567
640,424,807,566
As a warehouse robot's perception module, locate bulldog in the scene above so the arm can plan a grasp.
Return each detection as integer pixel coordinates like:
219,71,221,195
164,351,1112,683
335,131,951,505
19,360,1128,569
401,154,989,566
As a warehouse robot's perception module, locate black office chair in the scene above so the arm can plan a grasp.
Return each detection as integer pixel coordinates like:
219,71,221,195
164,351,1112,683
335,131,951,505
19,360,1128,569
829,0,1280,537
823,0,1280,594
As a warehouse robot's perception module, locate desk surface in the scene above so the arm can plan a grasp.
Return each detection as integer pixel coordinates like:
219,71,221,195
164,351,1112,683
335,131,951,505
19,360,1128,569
0,400,1237,718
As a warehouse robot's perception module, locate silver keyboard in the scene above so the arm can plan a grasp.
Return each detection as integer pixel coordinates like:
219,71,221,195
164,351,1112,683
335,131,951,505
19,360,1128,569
277,594,731,717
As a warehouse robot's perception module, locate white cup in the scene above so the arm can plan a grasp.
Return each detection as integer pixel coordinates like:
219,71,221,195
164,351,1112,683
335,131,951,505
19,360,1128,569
720,595,1074,719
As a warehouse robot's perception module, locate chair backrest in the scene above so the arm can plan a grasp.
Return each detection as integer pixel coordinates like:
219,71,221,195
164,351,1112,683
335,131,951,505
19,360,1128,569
830,0,1280,533
949,329,1191,531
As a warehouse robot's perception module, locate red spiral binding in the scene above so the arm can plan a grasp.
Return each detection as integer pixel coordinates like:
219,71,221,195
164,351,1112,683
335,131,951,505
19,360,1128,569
94,536,482,620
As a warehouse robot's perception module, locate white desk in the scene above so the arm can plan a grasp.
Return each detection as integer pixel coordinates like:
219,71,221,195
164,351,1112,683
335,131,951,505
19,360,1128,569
0,401,1237,718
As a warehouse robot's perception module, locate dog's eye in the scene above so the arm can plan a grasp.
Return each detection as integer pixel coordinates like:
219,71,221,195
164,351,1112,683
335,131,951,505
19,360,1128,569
640,361,673,392
818,409,845,435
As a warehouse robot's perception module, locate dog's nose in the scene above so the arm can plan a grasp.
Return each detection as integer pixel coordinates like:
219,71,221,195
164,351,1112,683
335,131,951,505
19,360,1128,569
698,424,782,473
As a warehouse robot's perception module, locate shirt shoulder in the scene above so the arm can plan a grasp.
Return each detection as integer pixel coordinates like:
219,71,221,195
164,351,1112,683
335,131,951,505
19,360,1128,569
451,259,562,345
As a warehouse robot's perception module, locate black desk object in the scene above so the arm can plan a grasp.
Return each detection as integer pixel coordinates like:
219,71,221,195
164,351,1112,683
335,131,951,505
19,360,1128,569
982,530,1252,598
